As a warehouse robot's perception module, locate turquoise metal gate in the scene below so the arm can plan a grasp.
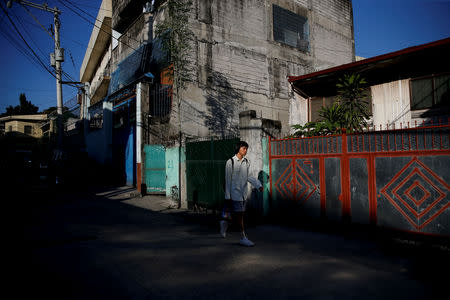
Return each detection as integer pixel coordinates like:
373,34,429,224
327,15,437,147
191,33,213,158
144,144,166,194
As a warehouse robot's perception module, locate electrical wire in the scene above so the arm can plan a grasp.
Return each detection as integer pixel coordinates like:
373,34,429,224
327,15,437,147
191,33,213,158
9,7,49,60
0,3,56,79
20,2,55,41
0,25,41,69
0,19,47,69
0,6,47,69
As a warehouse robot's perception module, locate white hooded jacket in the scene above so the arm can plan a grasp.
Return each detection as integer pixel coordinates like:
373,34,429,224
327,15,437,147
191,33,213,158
224,155,262,202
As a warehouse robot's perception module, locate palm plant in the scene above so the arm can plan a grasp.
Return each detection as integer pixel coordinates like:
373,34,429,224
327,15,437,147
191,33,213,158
336,73,370,133
291,103,345,137
290,73,370,137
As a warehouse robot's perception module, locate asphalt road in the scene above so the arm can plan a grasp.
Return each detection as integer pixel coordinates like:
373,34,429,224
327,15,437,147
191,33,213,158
13,186,449,300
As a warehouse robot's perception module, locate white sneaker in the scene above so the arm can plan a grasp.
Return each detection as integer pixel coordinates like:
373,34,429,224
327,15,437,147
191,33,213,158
239,236,255,247
219,220,228,238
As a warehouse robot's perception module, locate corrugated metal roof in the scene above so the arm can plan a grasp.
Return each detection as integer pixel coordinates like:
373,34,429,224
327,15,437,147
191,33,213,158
289,37,450,83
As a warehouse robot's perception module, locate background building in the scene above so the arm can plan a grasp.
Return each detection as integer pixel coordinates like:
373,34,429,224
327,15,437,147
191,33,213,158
80,0,355,204
288,37,450,129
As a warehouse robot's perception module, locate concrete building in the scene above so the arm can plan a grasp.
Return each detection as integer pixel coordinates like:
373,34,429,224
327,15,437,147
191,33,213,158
288,37,450,130
151,0,356,138
81,0,355,203
79,0,114,168
0,114,51,138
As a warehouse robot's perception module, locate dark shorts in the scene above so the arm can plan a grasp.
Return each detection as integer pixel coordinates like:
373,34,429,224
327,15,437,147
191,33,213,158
224,199,247,213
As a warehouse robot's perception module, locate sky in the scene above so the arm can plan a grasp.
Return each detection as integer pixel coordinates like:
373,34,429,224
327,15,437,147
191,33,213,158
0,0,449,114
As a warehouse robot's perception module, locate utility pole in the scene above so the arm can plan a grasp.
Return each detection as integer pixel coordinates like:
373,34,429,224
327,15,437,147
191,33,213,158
53,10,64,155
7,0,64,155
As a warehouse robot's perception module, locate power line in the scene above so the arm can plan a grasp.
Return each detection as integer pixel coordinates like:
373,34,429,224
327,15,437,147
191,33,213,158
0,21,45,71
20,2,55,41
9,7,49,60
0,5,47,69
0,3,56,79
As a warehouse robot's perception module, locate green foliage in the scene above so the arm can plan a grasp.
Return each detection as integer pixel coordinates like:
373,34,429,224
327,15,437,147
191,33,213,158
290,104,345,137
154,0,194,93
290,73,370,137
1,93,39,116
336,73,370,133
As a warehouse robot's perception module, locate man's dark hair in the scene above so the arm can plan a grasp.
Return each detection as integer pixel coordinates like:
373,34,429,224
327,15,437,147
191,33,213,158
234,141,249,154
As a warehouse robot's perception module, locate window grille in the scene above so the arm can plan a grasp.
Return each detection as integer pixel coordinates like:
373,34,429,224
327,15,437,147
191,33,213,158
273,5,309,52
150,83,172,119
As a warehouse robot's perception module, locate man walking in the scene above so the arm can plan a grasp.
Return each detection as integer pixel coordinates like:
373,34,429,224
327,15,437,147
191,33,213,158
221,141,263,246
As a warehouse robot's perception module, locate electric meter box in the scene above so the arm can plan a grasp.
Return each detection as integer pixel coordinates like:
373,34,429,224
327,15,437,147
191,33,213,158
55,48,64,62
50,53,56,67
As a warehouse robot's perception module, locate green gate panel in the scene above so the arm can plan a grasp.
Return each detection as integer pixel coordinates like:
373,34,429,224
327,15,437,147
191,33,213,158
186,138,239,210
144,145,166,193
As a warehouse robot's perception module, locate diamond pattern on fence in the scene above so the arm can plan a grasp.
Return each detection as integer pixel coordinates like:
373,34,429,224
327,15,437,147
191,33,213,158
274,160,317,206
380,157,450,230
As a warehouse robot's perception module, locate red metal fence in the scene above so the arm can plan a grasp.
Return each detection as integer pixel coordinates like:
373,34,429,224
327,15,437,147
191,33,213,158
269,122,450,236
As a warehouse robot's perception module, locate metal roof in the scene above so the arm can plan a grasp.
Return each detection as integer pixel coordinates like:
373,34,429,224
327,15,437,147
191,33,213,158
288,37,450,97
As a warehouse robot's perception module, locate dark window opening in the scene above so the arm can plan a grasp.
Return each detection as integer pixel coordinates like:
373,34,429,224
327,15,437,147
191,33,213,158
24,125,32,135
411,73,450,110
273,5,309,52
89,102,104,130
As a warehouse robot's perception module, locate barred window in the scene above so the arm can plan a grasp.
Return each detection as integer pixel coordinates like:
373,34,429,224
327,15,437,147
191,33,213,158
273,5,309,52
410,73,450,110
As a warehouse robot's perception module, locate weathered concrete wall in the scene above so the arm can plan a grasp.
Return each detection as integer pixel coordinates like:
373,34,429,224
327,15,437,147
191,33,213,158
312,0,354,70
111,0,353,137
239,110,281,214
165,146,179,197
112,0,148,33
289,93,309,132
5,120,44,138
179,0,354,137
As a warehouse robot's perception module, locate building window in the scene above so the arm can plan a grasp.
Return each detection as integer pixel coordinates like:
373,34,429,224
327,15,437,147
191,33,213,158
410,73,450,110
24,125,32,135
89,102,104,130
310,96,336,122
273,5,309,52
8,126,12,132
